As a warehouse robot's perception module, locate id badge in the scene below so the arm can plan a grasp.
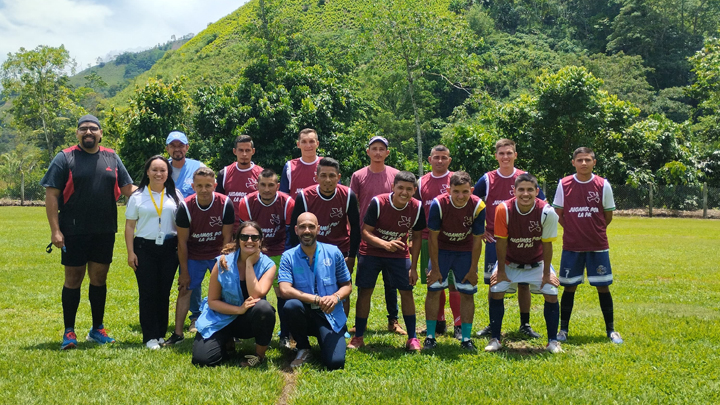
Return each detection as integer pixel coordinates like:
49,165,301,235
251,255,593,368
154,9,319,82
155,231,165,245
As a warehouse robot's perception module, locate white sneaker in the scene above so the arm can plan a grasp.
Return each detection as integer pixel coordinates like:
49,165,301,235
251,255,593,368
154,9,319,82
484,338,502,352
556,330,568,342
146,339,161,350
546,340,563,354
290,349,312,368
158,338,165,345
189,320,198,333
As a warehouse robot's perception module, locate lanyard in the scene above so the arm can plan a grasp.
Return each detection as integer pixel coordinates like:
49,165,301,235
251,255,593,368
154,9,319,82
148,188,165,226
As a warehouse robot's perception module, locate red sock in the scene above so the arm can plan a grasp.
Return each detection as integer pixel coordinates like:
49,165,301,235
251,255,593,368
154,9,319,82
449,291,461,326
438,289,446,321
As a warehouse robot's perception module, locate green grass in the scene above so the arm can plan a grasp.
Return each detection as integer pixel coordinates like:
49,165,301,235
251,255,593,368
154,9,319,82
1,208,719,404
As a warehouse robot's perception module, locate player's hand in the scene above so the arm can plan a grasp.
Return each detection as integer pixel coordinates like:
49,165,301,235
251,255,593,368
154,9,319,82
345,256,355,274
51,229,65,249
237,296,259,315
178,271,190,291
427,269,442,286
384,239,405,252
318,295,337,314
219,255,228,270
483,230,496,244
246,250,261,267
127,253,138,271
490,270,509,286
462,269,479,286
409,268,418,286
541,273,560,289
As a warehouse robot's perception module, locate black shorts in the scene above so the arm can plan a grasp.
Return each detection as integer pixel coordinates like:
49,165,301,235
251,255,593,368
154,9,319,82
61,233,116,267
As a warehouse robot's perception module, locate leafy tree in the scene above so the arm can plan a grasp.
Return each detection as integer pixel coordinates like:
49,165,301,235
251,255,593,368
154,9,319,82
689,34,720,145
0,142,43,204
84,71,108,92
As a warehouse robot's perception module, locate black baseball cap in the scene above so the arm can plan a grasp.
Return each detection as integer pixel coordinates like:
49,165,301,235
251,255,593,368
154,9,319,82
78,114,101,129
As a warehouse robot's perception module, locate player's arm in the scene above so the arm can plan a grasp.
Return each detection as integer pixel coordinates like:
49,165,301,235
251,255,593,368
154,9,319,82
125,219,138,271
279,162,291,194
603,180,615,227
116,155,137,197
176,226,191,291
408,207,426,286
287,194,306,248
215,168,226,195
347,191,361,262
541,206,560,288
207,263,257,315
244,255,275,299
465,202,485,285
45,187,63,249
553,180,565,227
555,207,565,228
222,197,235,244
491,203,510,285
604,210,613,226
426,200,442,285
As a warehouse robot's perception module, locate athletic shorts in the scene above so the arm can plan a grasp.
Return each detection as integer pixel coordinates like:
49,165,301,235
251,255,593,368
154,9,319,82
356,254,413,291
187,259,216,291
489,262,558,296
421,239,456,287
483,241,497,285
270,255,282,287
559,250,613,287
61,233,115,267
427,250,476,294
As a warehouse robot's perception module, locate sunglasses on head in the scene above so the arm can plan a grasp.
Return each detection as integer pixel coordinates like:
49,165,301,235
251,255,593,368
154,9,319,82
238,234,261,242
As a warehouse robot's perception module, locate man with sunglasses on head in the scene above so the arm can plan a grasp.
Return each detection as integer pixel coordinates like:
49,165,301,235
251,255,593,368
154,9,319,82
41,114,135,350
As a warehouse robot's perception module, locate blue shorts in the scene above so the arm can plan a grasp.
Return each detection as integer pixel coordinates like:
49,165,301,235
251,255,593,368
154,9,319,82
483,241,497,285
356,255,413,291
188,259,216,291
427,250,477,294
559,250,613,287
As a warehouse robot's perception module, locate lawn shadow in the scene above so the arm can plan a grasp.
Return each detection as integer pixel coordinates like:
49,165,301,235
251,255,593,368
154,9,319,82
560,334,612,345
24,341,138,351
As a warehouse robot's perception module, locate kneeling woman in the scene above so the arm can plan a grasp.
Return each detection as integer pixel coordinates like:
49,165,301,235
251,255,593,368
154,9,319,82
192,221,276,367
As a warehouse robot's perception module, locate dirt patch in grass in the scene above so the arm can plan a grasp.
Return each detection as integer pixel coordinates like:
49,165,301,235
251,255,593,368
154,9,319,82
615,208,720,219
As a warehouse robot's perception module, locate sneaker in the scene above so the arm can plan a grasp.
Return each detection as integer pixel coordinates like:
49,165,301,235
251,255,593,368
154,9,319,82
161,333,184,346
461,340,477,351
519,323,541,339
453,325,463,341
476,325,492,337
556,330,568,342
240,354,266,368
189,319,197,333
609,331,624,344
546,340,563,353
423,337,437,350
347,336,365,349
61,328,77,350
435,320,447,335
484,338,502,352
86,325,116,344
279,336,292,350
146,339,161,350
388,319,408,336
406,337,421,351
290,349,312,368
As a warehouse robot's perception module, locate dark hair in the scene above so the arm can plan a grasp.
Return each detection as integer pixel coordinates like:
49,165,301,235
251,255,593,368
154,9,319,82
573,147,595,160
234,135,254,148
394,171,417,186
259,168,278,182
221,221,265,257
193,167,215,180
514,173,538,189
135,155,179,205
495,138,516,152
431,145,449,154
450,171,472,187
317,157,340,174
298,128,318,140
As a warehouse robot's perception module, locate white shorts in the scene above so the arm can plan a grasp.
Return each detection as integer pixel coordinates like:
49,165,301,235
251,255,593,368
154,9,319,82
489,261,558,296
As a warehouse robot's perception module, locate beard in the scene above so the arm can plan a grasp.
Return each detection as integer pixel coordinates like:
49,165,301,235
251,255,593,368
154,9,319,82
171,152,185,161
81,136,97,149
300,233,317,247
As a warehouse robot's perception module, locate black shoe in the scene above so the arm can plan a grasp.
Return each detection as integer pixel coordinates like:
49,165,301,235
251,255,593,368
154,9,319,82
423,337,437,350
476,325,492,337
453,325,462,341
461,339,477,351
161,333,184,346
435,320,447,335
519,323,541,338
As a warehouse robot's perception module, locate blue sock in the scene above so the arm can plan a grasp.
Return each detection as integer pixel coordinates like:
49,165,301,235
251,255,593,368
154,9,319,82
544,301,559,341
461,323,472,341
489,298,505,339
403,315,417,339
426,320,437,339
355,317,368,338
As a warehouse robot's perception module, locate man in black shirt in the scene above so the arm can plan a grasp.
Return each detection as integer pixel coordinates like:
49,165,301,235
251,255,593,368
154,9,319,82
41,114,135,350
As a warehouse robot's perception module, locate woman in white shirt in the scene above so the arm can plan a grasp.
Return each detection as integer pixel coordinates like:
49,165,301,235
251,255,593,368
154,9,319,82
125,155,183,349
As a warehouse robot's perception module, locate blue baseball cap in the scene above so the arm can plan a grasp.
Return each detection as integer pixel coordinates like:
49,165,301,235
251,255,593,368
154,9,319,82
166,131,188,145
367,136,389,148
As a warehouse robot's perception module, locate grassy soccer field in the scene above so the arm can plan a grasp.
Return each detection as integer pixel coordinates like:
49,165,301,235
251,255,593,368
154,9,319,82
0,207,718,404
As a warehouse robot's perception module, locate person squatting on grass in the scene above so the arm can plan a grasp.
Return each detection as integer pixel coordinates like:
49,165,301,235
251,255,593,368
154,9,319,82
42,114,136,350
125,155,184,350
484,173,563,354
163,167,235,347
279,212,353,370
553,147,623,345
192,221,277,367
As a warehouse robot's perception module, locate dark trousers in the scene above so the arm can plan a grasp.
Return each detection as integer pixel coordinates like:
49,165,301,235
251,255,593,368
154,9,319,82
192,299,276,367
284,299,346,370
133,237,178,343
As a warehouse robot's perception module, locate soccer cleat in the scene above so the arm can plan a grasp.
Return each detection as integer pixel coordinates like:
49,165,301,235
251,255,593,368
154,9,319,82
609,331,624,344
546,340,563,354
454,325,463,341
461,340,477,351
145,339,161,350
388,319,408,336
484,338,502,352
189,319,198,333
290,349,312,369
476,325,492,337
161,333,184,346
556,330,568,342
435,320,447,335
406,337,421,351
347,336,365,349
423,337,437,350
519,323,541,339
61,328,78,350
86,325,116,344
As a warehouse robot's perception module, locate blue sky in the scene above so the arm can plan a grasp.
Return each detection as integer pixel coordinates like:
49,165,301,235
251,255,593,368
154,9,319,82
0,0,250,68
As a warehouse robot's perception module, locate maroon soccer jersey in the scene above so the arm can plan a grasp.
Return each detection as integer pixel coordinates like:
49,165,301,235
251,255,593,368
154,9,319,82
350,165,399,229
360,193,422,259
433,193,484,251
484,168,526,234
555,174,612,251
417,171,451,239
300,185,352,253
222,162,263,230
285,157,321,195
180,193,234,260
495,197,548,265
238,191,294,257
